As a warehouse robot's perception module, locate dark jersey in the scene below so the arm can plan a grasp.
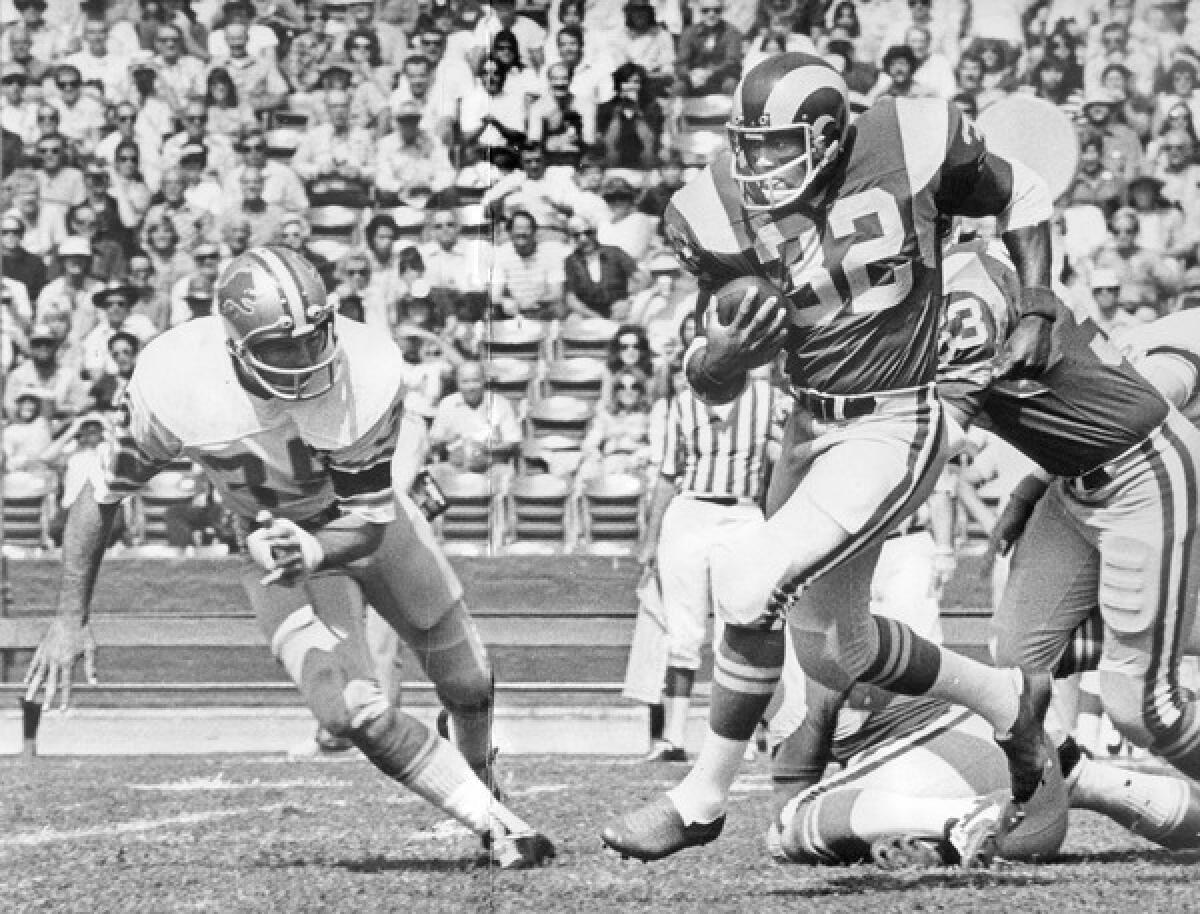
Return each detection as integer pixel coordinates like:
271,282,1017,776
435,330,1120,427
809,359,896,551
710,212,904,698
938,242,1169,477
664,96,1022,395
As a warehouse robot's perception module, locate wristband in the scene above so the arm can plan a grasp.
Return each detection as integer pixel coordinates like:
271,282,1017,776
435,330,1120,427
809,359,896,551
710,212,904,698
1019,287,1059,321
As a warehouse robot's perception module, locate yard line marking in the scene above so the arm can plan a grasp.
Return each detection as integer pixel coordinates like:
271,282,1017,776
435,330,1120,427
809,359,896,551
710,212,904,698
0,804,286,848
129,775,352,791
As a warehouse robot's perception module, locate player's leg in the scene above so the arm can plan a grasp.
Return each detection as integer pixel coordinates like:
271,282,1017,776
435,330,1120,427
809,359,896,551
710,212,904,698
355,497,496,783
246,568,550,865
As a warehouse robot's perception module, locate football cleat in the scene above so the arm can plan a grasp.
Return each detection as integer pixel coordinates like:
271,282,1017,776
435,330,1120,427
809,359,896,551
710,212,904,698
996,670,1054,804
601,795,725,861
944,790,1022,868
644,741,688,763
485,832,557,870
870,835,946,870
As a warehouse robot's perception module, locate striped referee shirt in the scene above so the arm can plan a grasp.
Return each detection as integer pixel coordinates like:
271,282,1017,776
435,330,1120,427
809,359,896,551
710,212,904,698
658,376,775,500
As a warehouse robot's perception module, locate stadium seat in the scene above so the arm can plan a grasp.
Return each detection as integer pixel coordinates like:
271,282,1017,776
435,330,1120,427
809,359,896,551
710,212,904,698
506,474,572,553
457,204,493,241
308,205,361,239
1,471,52,553
541,357,606,402
486,357,536,412
520,436,584,478
264,127,302,161
527,395,594,443
678,94,734,129
558,316,618,360
579,473,644,554
136,470,202,553
481,319,548,363
429,467,498,555
387,206,427,245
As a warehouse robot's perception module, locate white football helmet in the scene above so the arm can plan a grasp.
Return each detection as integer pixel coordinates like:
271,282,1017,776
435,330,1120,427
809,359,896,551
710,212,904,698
216,245,339,400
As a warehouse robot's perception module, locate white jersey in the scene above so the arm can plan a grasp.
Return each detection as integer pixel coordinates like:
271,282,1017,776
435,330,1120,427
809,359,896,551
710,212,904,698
1113,310,1200,428
97,316,406,525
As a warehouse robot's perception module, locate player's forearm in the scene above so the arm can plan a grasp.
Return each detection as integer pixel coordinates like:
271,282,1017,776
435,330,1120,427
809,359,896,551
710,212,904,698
390,414,429,496
1001,222,1058,321
312,513,387,569
56,484,122,624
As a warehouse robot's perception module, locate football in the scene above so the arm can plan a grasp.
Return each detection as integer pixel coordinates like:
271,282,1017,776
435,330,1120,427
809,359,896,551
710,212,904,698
714,275,791,327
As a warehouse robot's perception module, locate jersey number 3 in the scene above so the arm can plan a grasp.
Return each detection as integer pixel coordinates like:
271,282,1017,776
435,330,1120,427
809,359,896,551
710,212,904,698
753,188,914,325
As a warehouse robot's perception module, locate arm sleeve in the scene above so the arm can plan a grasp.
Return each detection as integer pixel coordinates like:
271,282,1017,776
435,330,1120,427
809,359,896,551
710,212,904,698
1136,352,1199,412
323,387,406,524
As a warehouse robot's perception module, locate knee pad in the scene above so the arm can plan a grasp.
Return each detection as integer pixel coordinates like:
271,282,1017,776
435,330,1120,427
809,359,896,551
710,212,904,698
710,522,793,629
1100,536,1155,636
350,706,438,781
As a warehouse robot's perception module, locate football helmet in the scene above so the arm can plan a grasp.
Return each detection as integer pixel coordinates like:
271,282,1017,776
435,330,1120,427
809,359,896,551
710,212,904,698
216,245,340,400
727,53,851,211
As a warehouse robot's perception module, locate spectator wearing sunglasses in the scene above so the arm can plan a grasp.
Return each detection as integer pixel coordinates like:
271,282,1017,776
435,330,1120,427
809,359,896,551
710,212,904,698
105,139,155,235
419,205,494,303
94,102,161,192
4,0,69,65
63,16,130,104
385,53,456,147
33,131,86,210
47,65,105,150
161,98,236,178
223,129,308,213
673,0,743,97
81,281,157,382
563,212,644,321
0,63,38,145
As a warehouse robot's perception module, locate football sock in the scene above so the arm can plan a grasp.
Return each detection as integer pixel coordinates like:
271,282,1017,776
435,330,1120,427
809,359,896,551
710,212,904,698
404,736,530,839
668,626,784,826
1068,755,1200,849
664,666,695,749
649,703,665,743
450,707,493,780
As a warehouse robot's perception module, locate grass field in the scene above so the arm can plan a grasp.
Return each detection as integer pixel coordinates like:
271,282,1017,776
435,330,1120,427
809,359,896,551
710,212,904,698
4,751,1199,914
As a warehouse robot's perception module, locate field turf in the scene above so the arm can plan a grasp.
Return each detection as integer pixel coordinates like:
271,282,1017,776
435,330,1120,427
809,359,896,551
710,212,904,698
4,752,1199,914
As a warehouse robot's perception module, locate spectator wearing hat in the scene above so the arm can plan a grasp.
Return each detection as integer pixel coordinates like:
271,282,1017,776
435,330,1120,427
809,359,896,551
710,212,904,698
3,391,55,479
1080,86,1144,183
563,212,643,320
64,16,132,104
180,274,216,321
82,280,157,381
627,253,697,357
221,130,306,213
4,320,89,420
489,208,567,320
0,211,47,300
291,88,375,182
43,413,127,549
674,0,742,97
374,100,455,207
36,236,102,342
1092,206,1183,313
597,175,657,262
527,61,594,174
597,62,665,170
208,0,279,61
166,238,222,325
57,201,125,282
386,52,457,148
1,63,38,144
3,0,70,65
1082,266,1125,330
214,166,285,246
1125,170,1191,259
86,329,141,413
212,20,289,113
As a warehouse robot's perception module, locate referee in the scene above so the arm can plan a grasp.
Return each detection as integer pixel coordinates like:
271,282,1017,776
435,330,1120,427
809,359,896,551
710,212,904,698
638,363,776,761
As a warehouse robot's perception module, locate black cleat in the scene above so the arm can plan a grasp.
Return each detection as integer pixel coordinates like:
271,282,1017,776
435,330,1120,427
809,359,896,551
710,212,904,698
644,741,689,763
996,670,1054,804
485,832,556,869
601,795,725,861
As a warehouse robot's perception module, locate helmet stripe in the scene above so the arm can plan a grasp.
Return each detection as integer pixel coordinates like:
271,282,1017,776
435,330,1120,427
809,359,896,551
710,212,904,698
763,66,847,127
254,246,311,330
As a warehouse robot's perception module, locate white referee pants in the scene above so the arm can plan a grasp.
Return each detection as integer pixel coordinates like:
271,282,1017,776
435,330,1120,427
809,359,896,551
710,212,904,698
657,496,765,671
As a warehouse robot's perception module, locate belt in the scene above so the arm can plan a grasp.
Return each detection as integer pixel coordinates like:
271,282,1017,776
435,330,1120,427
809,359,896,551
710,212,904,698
1075,465,1113,492
685,493,757,507
1068,427,1161,494
793,389,877,422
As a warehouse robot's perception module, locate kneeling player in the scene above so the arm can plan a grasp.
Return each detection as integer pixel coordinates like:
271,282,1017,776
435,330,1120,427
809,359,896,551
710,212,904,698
21,247,554,868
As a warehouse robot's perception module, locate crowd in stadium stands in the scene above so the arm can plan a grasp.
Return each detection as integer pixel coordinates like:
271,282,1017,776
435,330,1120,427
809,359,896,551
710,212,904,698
4,0,1200,555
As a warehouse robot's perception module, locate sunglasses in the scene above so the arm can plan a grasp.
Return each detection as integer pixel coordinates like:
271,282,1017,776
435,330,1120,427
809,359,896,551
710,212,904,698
38,146,63,155
348,267,369,275
184,115,207,123
700,6,722,13
117,154,138,163
433,221,457,228
58,80,80,89
110,347,135,357
37,113,58,122
351,42,372,49
242,143,266,152
617,339,641,350
116,113,136,122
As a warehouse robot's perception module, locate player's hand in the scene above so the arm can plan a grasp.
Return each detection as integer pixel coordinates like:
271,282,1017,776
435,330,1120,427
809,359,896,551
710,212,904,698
991,491,1041,558
246,511,324,586
23,617,98,711
704,289,789,377
994,289,1059,380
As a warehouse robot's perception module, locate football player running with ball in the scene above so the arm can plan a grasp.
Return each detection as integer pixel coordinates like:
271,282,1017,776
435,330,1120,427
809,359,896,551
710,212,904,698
22,246,554,869
603,52,1061,861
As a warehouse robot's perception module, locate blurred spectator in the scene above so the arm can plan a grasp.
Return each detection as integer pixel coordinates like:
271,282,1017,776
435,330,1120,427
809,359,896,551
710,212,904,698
343,28,394,120
459,53,529,149
638,150,686,220
0,273,32,337
331,248,397,333
336,0,409,68
1028,55,1080,108
1039,24,1086,95
176,145,226,218
124,57,175,145
80,162,134,255
1125,172,1190,260
61,201,125,282
2,24,52,88
215,166,286,246
745,5,815,75
420,204,494,304
870,44,937,101
1084,267,1127,330
205,66,258,137
596,62,665,169
0,211,46,301
1085,19,1157,98
907,24,957,98
7,170,66,257
598,176,657,261
1080,88,1143,183
5,0,70,76
1154,59,1200,134
162,99,237,177
966,37,1021,110
213,19,289,114
127,248,171,333
626,252,697,357
564,212,643,320
1091,205,1183,309
674,0,742,96
45,415,125,547
168,238,222,325
86,329,140,412
429,359,522,482
527,62,594,173
180,275,217,321
388,51,457,147
611,0,675,95
141,212,196,307
291,88,375,182
1,63,37,144
1154,127,1200,227
579,367,655,483
4,321,88,420
1069,129,1124,213
146,166,215,254
374,100,455,207
1175,266,1200,312
489,208,567,319
34,132,85,210
36,236,101,341
82,280,157,381
823,38,877,101
2,393,54,477
149,22,207,114
224,129,308,213
1147,101,1200,168
491,27,542,101
280,4,338,94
